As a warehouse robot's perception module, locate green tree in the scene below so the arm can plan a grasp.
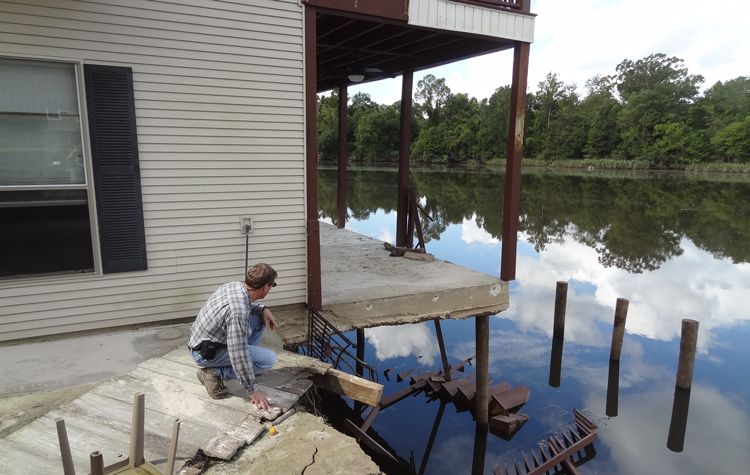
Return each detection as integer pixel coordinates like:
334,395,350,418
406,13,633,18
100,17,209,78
615,54,704,160
415,74,452,128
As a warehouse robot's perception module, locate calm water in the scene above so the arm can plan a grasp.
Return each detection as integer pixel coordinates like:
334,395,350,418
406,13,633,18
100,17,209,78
317,165,750,475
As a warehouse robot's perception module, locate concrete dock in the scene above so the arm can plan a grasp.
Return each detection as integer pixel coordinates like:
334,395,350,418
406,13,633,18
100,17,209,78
276,223,509,344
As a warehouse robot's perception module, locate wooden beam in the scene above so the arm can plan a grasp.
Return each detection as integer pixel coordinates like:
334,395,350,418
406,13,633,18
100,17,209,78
303,0,408,21
500,41,530,282
310,368,383,406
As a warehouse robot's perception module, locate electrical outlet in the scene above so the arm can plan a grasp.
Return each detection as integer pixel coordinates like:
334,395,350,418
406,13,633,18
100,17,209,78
239,217,253,234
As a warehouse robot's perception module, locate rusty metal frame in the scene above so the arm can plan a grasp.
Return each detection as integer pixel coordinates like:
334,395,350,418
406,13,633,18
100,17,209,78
305,306,378,382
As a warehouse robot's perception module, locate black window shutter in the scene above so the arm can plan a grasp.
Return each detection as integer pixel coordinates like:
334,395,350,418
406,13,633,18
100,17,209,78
84,64,147,274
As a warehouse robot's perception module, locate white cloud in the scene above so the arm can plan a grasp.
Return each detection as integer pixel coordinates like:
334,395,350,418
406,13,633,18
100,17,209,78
353,0,750,104
461,214,500,245
365,322,439,366
375,228,395,243
502,232,750,354
584,383,750,474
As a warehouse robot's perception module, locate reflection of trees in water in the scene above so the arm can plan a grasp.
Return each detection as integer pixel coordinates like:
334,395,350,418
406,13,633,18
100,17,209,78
318,167,750,273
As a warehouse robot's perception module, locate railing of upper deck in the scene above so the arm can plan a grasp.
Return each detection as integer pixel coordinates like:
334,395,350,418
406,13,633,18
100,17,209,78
456,0,531,13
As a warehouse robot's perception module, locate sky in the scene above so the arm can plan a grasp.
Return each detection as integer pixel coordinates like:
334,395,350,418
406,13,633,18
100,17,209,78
344,0,750,104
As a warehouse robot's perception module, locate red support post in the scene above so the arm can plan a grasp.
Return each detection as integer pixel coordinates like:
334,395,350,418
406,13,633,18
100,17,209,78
305,6,322,310
396,69,413,248
500,41,530,282
337,81,348,228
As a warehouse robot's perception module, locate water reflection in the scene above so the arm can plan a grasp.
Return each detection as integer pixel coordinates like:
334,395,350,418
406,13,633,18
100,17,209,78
319,166,750,474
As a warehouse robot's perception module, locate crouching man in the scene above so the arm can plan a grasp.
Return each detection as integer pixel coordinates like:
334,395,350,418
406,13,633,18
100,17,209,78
188,263,279,410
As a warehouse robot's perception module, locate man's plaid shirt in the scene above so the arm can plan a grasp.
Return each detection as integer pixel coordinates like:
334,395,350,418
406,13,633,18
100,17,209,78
188,282,266,394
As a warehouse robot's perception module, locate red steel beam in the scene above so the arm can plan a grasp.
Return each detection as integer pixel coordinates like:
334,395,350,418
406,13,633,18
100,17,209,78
500,41,530,282
396,68,413,247
306,5,323,310
337,81,348,228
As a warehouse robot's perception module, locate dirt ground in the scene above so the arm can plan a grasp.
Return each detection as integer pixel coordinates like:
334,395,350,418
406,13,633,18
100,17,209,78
0,384,96,438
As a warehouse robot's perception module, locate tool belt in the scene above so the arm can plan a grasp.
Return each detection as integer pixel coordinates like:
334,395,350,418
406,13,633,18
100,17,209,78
192,341,225,360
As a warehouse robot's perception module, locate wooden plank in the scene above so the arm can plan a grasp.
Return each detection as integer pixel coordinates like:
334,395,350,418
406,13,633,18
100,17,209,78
404,251,434,261
203,417,264,460
91,369,282,423
276,377,313,396
453,378,498,407
310,368,383,406
0,439,66,475
137,358,298,413
58,392,207,454
489,385,529,414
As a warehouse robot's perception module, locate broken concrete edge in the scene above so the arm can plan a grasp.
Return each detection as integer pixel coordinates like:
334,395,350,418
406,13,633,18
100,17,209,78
179,405,381,475
279,304,508,347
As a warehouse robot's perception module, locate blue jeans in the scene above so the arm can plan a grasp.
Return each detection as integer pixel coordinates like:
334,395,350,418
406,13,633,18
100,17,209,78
191,313,277,383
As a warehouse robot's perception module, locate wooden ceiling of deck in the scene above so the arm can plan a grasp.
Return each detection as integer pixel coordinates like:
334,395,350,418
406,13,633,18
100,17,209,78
315,9,515,93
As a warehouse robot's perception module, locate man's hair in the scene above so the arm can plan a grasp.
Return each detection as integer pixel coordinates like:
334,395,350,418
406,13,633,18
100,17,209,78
245,263,277,289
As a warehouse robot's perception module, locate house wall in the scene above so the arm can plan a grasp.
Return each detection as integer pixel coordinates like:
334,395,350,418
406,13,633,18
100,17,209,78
0,0,307,341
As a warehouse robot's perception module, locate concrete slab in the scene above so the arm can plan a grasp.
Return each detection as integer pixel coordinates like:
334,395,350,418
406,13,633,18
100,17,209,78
276,223,509,344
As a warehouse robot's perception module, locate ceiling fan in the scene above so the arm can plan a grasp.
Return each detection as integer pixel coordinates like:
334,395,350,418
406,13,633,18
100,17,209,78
345,53,395,83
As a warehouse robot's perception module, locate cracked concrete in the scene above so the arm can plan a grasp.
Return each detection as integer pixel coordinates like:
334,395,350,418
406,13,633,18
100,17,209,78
202,412,383,475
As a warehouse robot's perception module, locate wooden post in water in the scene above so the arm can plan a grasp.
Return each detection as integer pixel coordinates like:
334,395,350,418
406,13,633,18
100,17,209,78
609,298,629,361
434,319,452,382
667,319,699,452
475,315,490,429
606,359,620,417
470,425,488,475
676,319,699,390
548,335,563,388
667,387,691,452
553,281,567,339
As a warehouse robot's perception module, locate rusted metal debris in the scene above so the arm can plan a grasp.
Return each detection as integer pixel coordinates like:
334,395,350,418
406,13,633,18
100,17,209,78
494,409,598,475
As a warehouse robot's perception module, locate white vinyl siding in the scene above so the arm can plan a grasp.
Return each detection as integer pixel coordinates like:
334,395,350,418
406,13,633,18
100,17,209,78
409,0,535,43
0,0,306,341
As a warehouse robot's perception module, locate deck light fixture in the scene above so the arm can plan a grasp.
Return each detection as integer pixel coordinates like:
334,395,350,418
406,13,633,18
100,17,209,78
348,73,365,83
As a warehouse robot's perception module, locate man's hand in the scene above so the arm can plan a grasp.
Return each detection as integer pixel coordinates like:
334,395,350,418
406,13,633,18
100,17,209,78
263,308,277,330
249,390,270,411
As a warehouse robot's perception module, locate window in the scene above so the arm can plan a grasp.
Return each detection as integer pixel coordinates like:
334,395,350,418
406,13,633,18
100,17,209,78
0,58,147,279
0,58,95,278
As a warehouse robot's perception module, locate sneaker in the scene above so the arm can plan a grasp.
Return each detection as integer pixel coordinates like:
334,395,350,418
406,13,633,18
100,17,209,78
197,368,228,399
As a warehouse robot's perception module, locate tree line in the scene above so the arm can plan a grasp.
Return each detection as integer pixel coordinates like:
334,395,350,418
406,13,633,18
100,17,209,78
318,168,750,273
317,53,750,167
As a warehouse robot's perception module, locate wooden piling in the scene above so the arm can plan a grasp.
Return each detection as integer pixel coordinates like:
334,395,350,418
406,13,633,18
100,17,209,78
548,336,563,388
609,298,629,361
470,425,488,475
667,387,691,452
606,359,620,417
676,319,699,390
475,315,490,429
553,281,567,339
